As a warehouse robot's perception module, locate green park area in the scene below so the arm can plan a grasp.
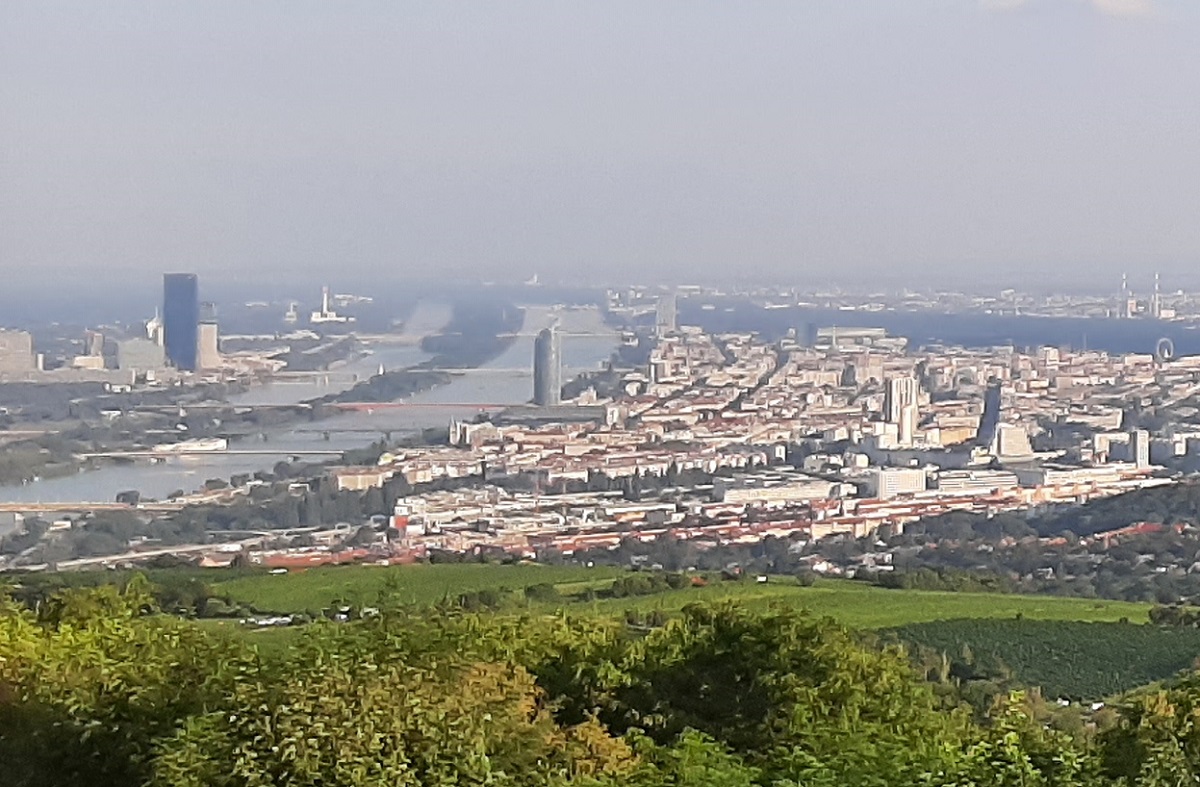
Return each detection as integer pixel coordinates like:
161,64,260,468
206,562,1151,627
202,564,1197,701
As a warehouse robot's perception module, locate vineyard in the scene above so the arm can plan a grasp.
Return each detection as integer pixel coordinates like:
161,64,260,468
891,618,1200,699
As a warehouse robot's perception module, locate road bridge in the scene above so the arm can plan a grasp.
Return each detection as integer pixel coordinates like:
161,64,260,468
80,448,347,459
326,402,511,412
124,403,314,412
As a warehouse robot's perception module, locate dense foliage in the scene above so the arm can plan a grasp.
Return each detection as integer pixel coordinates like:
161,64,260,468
7,581,1200,785
893,619,1200,700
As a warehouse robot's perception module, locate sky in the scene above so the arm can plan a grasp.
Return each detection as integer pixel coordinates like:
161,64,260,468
2,1,1199,291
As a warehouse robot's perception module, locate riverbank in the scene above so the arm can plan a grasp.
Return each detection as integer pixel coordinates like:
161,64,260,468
0,303,621,504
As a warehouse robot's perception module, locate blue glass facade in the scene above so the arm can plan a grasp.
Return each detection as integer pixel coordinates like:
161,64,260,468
163,273,199,371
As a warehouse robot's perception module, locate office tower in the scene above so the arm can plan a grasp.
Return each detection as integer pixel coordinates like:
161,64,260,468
533,327,562,406
884,376,920,445
655,292,678,334
976,382,1003,449
1131,429,1151,469
197,322,221,370
163,273,199,370
84,329,105,357
0,330,36,374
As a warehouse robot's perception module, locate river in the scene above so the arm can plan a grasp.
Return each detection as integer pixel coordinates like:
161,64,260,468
0,304,619,504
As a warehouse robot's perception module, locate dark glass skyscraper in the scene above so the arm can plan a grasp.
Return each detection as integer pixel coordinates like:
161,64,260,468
163,273,199,371
976,381,1003,450
533,327,562,406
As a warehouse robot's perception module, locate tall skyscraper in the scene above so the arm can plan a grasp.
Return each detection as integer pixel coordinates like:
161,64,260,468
884,376,920,445
1130,429,1151,469
976,382,1004,450
533,327,562,406
163,273,199,371
655,292,678,334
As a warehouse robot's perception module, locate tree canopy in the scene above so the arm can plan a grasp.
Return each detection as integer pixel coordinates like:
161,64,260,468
2,584,1198,785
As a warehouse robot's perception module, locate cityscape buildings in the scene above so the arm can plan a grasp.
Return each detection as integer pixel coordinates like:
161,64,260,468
162,273,199,371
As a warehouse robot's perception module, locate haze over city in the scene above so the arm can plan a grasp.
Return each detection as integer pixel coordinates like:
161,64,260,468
4,1,1200,289
13,5,1200,785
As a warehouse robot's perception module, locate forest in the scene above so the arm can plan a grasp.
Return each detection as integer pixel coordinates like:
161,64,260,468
5,578,1200,786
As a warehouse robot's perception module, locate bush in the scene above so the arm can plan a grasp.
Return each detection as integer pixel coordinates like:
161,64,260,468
524,583,561,602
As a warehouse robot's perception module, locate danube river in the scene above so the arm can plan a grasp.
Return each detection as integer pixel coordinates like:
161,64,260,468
0,305,619,504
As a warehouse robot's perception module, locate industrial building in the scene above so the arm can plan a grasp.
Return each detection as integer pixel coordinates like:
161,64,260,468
933,469,1019,495
864,467,928,499
712,472,839,505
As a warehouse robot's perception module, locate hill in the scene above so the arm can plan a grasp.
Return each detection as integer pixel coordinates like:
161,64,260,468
205,563,1150,627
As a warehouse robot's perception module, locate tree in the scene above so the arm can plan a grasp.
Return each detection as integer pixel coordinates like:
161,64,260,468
598,603,967,784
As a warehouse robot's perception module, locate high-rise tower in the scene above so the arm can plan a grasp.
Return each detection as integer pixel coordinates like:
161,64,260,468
884,376,920,446
533,327,562,406
655,291,677,335
976,381,1003,450
163,273,199,371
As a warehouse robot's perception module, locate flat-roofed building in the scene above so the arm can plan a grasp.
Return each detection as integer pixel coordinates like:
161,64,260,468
865,467,928,499
0,330,35,373
116,338,165,371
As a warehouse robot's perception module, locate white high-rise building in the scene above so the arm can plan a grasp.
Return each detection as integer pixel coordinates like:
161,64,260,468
884,376,920,446
1131,429,1151,469
197,322,221,370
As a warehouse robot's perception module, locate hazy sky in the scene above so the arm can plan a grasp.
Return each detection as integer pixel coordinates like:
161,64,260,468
3,1,1199,290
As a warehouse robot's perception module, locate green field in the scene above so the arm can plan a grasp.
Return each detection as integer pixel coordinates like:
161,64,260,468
211,562,625,613
209,563,1152,628
575,578,1150,628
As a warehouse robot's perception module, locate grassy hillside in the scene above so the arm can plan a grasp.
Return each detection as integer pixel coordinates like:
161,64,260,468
211,562,624,613
209,563,1151,627
576,578,1149,628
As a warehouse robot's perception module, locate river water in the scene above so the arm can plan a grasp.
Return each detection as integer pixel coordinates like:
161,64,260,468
0,305,619,504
